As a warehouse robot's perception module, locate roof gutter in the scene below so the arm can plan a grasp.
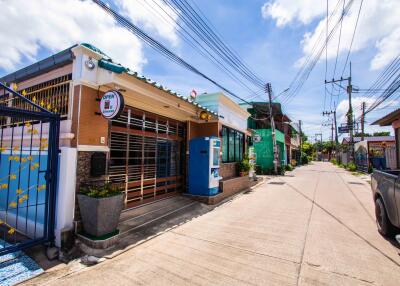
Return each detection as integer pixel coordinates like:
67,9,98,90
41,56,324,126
0,45,77,84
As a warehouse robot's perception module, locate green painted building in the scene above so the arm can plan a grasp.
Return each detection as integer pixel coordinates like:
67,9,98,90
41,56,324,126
253,129,286,171
240,102,287,172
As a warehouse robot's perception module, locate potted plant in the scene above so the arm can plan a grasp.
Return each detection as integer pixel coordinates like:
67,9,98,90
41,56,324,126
238,158,251,177
77,182,124,238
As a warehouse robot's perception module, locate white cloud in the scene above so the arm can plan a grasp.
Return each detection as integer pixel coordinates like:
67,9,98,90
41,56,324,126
0,0,179,73
336,96,398,124
262,0,400,70
261,0,326,27
116,0,179,47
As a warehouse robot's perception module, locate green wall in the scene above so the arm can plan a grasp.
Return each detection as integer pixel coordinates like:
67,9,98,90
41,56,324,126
253,129,286,170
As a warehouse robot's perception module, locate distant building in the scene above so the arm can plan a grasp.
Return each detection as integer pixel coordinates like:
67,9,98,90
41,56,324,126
372,108,400,169
239,102,300,172
343,136,395,170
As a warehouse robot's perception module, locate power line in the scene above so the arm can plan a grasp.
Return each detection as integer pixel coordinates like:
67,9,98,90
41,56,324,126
329,0,345,110
281,0,347,104
323,0,329,112
186,0,265,86
162,0,265,90
91,0,257,106
137,0,265,99
280,0,356,105
340,0,364,77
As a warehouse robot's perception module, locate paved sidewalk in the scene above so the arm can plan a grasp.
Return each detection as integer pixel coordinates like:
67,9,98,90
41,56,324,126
25,163,400,285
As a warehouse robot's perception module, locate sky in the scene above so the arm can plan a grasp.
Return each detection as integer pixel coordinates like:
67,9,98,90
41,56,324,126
1,0,399,142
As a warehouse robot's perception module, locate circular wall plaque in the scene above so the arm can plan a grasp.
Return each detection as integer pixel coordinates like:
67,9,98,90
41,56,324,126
99,90,124,119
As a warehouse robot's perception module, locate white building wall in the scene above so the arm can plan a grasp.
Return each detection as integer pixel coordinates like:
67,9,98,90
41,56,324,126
55,147,77,247
218,102,248,132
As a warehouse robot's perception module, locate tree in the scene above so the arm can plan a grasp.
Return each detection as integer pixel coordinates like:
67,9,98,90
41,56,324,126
301,141,313,156
355,132,371,137
373,131,390,136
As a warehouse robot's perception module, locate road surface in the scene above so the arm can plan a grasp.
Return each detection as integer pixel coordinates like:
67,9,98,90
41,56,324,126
26,162,400,285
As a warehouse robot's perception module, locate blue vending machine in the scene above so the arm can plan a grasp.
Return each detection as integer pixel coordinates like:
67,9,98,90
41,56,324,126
189,136,222,196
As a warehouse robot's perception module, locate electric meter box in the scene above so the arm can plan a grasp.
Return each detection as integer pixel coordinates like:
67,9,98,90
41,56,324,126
188,137,222,196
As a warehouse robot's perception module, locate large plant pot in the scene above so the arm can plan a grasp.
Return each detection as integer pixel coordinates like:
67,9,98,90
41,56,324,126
77,193,124,237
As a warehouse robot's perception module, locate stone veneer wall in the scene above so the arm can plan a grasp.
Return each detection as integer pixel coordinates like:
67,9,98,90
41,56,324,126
74,151,107,222
220,162,238,179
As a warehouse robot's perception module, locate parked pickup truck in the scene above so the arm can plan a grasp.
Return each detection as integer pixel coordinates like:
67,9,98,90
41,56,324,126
371,170,400,236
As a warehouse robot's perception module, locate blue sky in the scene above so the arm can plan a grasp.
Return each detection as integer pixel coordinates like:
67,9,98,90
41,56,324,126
1,0,398,141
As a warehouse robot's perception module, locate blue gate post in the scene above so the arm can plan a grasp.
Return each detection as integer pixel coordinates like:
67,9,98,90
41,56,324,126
44,116,60,245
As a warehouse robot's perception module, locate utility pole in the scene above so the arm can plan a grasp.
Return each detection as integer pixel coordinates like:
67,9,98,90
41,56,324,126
361,101,366,141
299,120,302,165
323,122,334,160
315,133,322,161
322,110,338,144
266,83,278,174
325,62,354,162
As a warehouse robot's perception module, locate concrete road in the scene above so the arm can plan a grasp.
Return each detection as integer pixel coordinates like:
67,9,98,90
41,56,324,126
27,162,400,285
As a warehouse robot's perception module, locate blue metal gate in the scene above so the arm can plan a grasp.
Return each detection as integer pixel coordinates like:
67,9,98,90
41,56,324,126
0,82,60,256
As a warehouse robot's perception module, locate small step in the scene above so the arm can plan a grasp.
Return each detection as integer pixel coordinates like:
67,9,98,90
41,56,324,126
119,195,189,222
118,196,196,236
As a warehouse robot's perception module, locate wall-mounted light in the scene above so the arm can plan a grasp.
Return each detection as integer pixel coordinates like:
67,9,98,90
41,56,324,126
85,57,96,70
199,111,212,121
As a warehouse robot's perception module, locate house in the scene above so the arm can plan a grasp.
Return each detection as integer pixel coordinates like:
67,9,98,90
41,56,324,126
372,108,400,169
0,43,233,248
194,92,250,178
239,102,295,172
343,136,396,170
190,92,258,203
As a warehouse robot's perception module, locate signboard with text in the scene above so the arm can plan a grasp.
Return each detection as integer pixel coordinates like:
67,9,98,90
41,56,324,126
100,90,124,119
338,126,349,133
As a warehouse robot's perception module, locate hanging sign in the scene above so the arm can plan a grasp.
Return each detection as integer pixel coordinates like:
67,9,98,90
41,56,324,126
190,89,197,99
100,90,124,119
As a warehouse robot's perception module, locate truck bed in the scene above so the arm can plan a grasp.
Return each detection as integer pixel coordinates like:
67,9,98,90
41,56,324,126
373,169,400,177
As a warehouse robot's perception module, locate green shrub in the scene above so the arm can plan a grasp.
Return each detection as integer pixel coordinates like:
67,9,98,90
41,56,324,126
347,162,357,172
330,158,337,165
368,165,373,173
80,183,122,198
301,152,309,164
238,160,251,173
339,163,345,168
285,164,293,171
277,166,286,175
238,155,251,175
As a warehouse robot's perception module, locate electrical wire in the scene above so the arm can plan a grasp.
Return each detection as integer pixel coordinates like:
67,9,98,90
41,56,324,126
162,0,265,90
340,0,364,77
91,0,258,107
280,0,356,105
137,0,265,99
